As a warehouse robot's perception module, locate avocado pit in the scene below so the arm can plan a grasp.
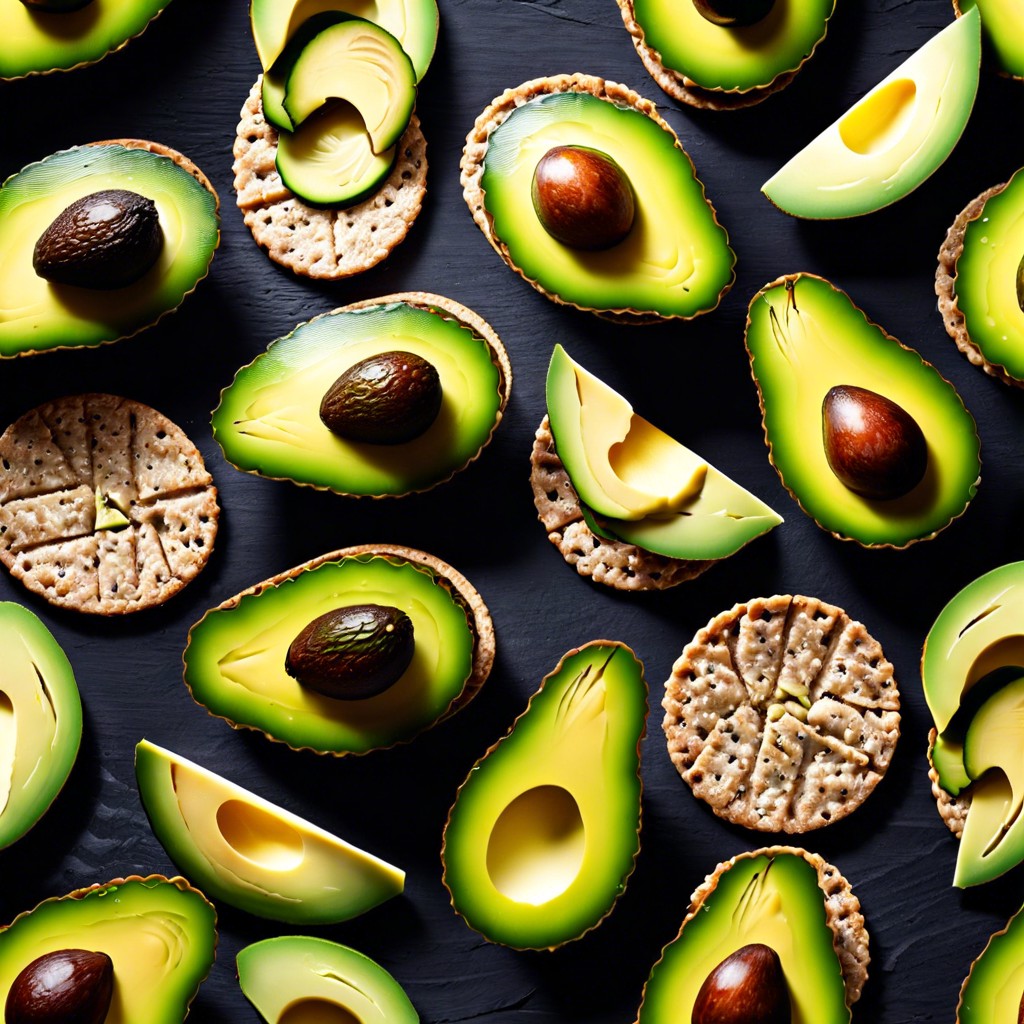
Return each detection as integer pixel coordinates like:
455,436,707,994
33,189,163,290
691,0,774,26
18,0,94,10
691,943,790,1024
5,948,114,1024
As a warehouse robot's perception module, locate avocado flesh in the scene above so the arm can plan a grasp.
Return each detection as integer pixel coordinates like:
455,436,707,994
954,167,1024,381
184,554,475,755
0,0,172,78
958,902,1024,1022
631,0,834,91
637,852,849,1024
250,0,438,82
0,602,81,850
0,877,216,1024
442,642,646,950
135,740,404,922
238,936,418,1024
745,274,979,547
762,9,980,218
0,144,218,358
480,91,734,320
212,301,503,497
958,0,1024,78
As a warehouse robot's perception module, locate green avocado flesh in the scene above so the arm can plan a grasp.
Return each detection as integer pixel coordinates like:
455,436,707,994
959,902,1024,1022
251,0,438,83
238,936,418,1024
135,740,405,922
745,274,979,547
0,0,172,79
481,91,735,319
212,301,503,497
636,852,849,1024
955,167,1024,381
183,553,475,755
762,9,980,218
0,602,81,850
0,877,216,1024
442,642,646,950
0,144,218,358
958,0,1024,79
630,0,834,91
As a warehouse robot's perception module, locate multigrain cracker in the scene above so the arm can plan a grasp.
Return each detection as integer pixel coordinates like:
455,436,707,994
664,595,900,831
0,395,218,614
232,77,427,280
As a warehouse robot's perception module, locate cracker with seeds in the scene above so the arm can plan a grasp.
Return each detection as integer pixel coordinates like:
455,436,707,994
664,595,900,832
232,77,427,280
0,395,219,614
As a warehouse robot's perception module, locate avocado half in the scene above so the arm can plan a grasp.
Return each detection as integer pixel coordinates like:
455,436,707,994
0,875,216,1024
0,0,173,79
442,640,646,950
462,73,735,324
745,272,980,548
958,901,1024,1022
183,544,494,756
212,293,511,498
0,140,219,358
955,0,1024,79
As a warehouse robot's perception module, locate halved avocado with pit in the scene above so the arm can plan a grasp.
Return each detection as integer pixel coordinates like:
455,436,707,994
0,142,219,358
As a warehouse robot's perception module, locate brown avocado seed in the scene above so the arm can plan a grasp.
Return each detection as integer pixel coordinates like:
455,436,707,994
320,351,443,444
822,384,928,500
1016,252,1024,314
19,0,94,10
691,944,790,1024
5,948,114,1024
531,145,635,250
33,189,163,289
692,0,774,26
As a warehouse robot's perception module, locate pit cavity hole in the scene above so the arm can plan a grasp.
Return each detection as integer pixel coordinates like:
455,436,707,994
279,999,362,1024
486,785,584,905
216,799,304,870
839,78,917,155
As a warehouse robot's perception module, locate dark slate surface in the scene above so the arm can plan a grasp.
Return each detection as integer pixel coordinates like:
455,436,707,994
1,1,1024,1021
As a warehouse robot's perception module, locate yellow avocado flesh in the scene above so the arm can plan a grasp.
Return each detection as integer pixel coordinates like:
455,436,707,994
0,877,216,1024
762,8,980,218
959,903,1024,1022
958,0,1024,78
135,740,404,923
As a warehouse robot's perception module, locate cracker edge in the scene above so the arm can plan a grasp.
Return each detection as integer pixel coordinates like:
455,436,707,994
926,727,970,839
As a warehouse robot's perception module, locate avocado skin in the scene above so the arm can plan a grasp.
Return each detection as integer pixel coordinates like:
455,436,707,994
285,603,415,699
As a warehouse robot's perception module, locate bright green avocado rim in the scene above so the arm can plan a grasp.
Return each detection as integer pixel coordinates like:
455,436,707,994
183,546,489,756
212,295,509,498
0,141,219,358
958,900,1024,1021
745,273,980,548
0,0,173,79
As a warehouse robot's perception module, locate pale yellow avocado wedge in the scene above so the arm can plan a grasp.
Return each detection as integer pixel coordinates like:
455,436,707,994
762,8,981,218
135,740,404,923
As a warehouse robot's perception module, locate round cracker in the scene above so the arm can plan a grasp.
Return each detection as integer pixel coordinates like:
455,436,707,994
0,394,219,615
926,727,970,838
663,595,901,832
232,77,427,280
935,181,1024,389
529,417,714,591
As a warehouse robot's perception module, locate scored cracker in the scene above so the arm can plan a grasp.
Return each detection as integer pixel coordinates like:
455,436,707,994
232,77,427,280
0,395,219,615
664,595,900,832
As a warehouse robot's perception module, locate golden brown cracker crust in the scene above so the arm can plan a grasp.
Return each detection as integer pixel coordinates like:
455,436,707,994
927,727,970,838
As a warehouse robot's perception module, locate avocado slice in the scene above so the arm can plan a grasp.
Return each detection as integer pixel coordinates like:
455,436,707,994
478,88,735,320
0,876,216,1024
250,0,438,83
745,273,980,547
958,901,1024,1022
238,936,418,1024
0,143,219,358
636,851,851,1024
184,551,479,755
957,0,1024,79
212,298,506,498
762,8,981,218
0,602,81,850
442,641,646,950
135,740,405,922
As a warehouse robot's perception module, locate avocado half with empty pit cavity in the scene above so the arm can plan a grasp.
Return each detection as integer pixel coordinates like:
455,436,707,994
0,140,219,358
183,544,494,756
461,73,735,324
0,875,216,1024
442,641,646,950
135,740,405,923
762,9,981,218
212,293,510,498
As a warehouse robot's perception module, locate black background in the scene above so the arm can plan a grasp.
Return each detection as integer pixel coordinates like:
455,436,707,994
2,1,1024,1021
